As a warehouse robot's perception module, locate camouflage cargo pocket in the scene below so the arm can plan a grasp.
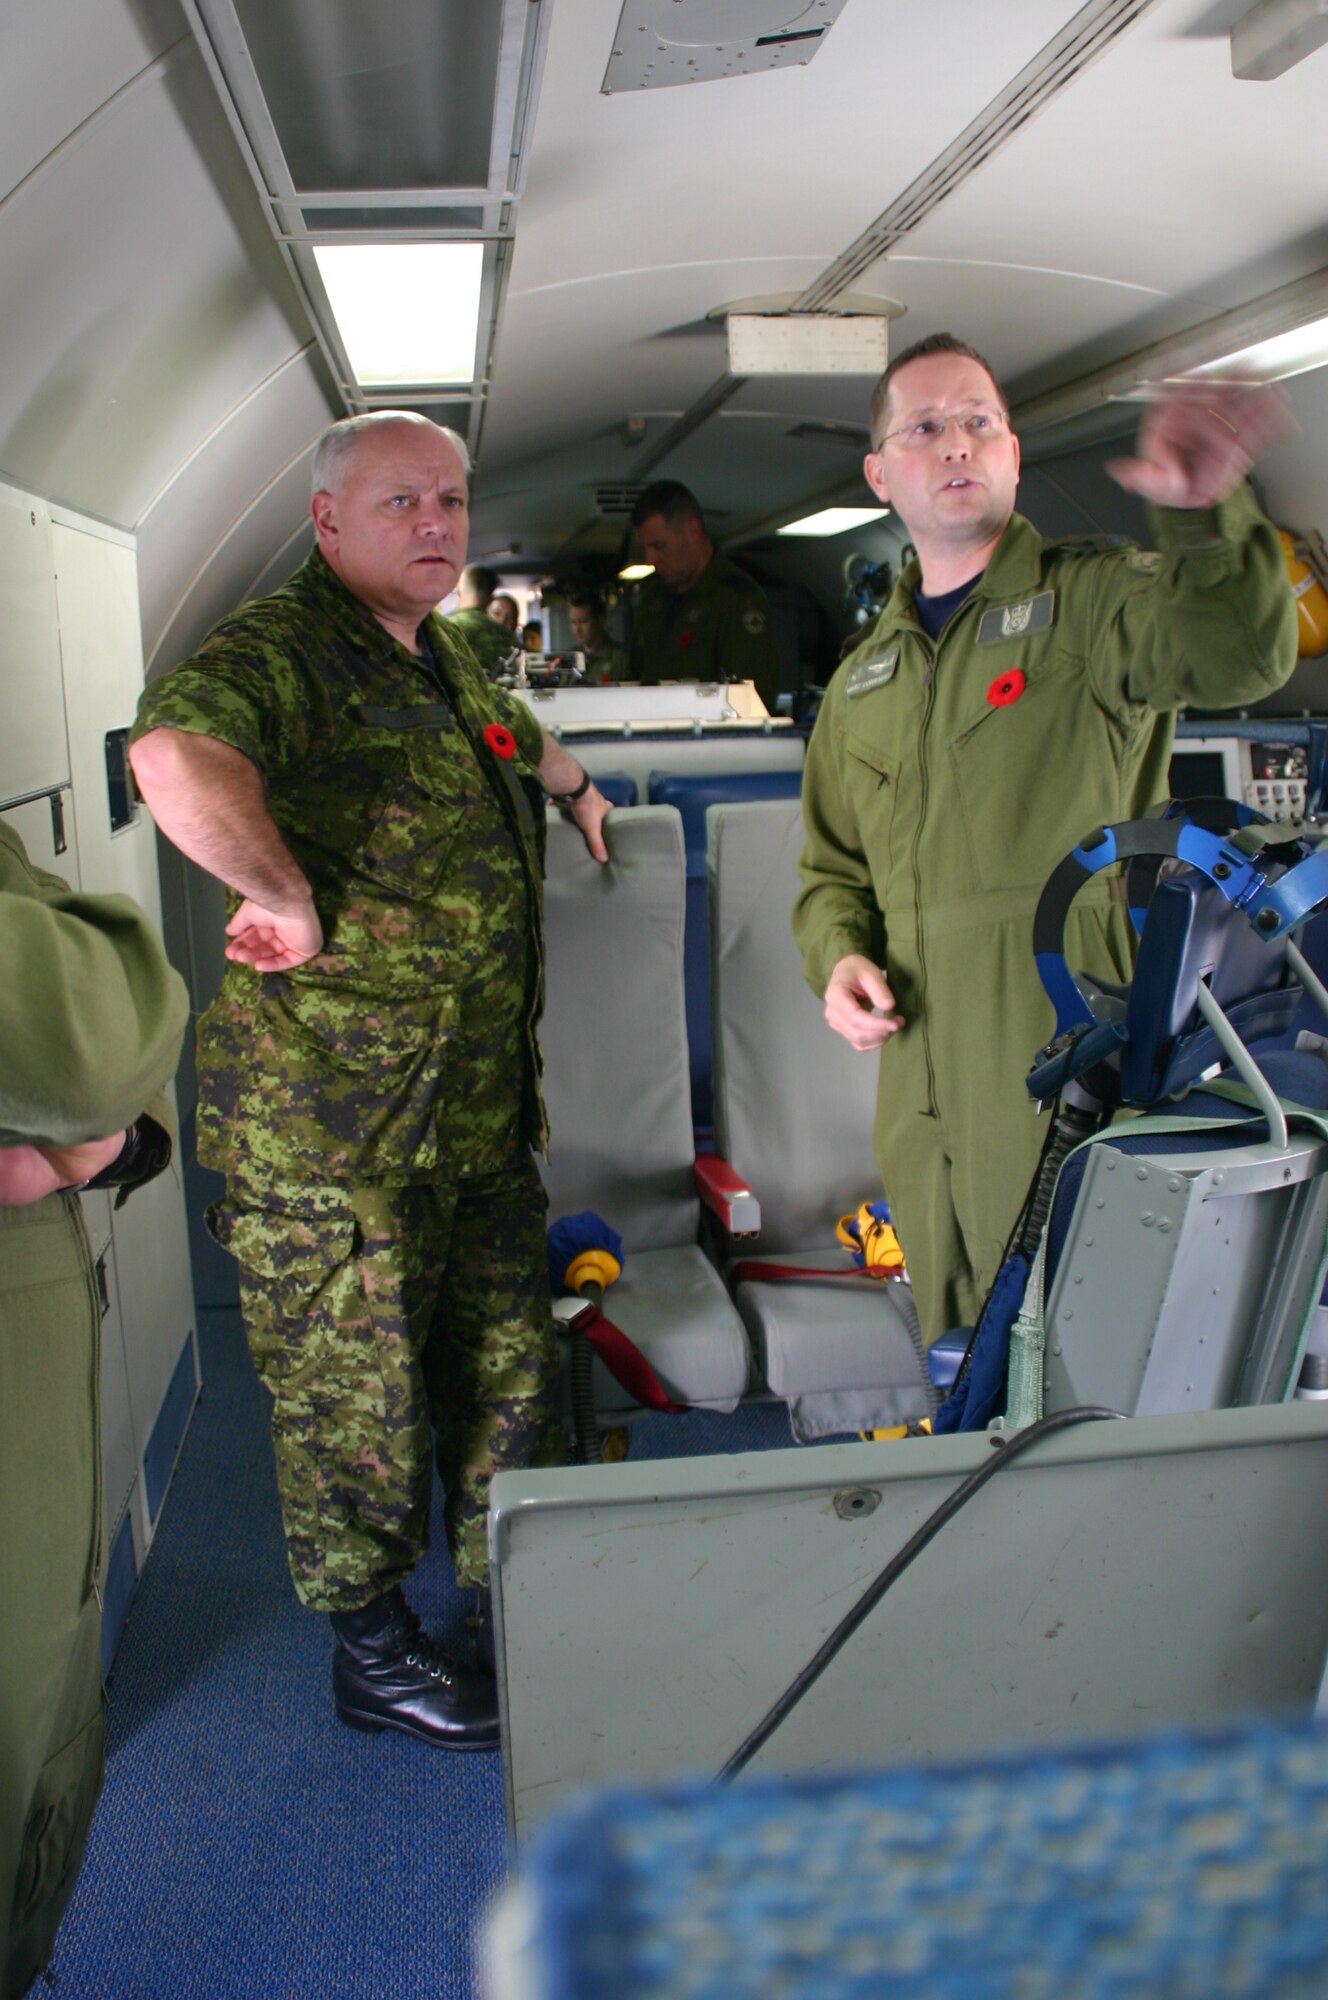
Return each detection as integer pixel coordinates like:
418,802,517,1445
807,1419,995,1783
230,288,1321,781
355,736,483,899
238,975,459,1177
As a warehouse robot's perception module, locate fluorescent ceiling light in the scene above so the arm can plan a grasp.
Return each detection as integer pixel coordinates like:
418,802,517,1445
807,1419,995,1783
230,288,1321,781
619,563,655,580
313,244,483,387
1186,313,1328,383
778,507,891,538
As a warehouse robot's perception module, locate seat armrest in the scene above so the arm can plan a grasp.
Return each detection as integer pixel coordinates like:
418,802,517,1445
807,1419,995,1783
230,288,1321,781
695,1153,761,1238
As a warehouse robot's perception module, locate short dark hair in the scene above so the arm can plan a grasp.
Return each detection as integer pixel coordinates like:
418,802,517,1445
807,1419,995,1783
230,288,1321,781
460,564,499,600
869,333,1009,446
630,480,704,531
567,591,605,618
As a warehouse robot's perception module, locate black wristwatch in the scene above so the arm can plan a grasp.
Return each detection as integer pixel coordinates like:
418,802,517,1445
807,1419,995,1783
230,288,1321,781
77,1114,172,1207
547,769,593,805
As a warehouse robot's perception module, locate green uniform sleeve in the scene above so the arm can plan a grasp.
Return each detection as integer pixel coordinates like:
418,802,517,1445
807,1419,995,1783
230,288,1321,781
791,681,886,995
0,826,189,1149
131,606,324,777
1084,483,1297,713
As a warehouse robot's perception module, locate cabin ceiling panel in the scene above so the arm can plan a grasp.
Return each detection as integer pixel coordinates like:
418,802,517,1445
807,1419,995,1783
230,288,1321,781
889,0,1328,389
0,0,180,205
136,359,334,667
0,45,321,530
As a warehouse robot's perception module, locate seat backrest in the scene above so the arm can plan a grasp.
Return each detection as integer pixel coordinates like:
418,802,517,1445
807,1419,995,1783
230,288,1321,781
648,768,804,1126
539,805,698,1251
708,798,879,1251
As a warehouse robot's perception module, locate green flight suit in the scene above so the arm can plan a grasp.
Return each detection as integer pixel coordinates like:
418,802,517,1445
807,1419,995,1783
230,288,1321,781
627,549,780,711
447,603,520,681
582,637,630,684
132,549,564,1605
1,823,186,2000
794,489,1298,1346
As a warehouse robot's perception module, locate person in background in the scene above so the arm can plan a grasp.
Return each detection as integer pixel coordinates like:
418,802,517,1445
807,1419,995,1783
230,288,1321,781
567,592,628,682
1,823,187,1999
446,563,516,679
129,411,611,1754
794,331,1297,1348
626,481,780,711
488,592,519,634
522,619,543,653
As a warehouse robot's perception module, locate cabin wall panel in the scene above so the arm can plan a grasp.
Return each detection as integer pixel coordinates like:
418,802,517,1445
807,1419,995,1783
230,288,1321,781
144,460,318,675
0,0,178,206
135,363,332,669
0,39,311,537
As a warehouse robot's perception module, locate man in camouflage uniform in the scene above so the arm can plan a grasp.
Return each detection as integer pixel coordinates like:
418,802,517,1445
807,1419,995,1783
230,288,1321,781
446,563,519,680
130,412,611,1751
794,333,1297,1347
627,480,781,711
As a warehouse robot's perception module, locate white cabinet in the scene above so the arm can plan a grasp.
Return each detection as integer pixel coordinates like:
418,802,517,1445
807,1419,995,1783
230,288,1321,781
2,485,199,1644
0,488,68,805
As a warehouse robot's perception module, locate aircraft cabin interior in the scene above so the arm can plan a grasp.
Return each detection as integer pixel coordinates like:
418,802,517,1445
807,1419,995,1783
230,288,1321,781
6,1,1328,1996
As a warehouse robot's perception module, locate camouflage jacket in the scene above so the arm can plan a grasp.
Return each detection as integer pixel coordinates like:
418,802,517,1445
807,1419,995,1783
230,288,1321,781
446,604,520,680
133,550,549,1185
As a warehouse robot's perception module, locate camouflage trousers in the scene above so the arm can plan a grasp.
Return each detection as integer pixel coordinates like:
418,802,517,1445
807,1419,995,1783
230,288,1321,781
210,1156,564,1609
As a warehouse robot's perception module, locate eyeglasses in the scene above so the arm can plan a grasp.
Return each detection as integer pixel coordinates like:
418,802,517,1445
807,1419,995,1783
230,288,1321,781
873,409,1008,453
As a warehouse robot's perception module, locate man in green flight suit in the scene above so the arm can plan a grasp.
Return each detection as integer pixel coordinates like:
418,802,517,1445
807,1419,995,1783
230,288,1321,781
446,563,520,680
794,333,1298,1349
568,591,629,682
1,823,187,2000
130,411,611,1752
627,481,781,711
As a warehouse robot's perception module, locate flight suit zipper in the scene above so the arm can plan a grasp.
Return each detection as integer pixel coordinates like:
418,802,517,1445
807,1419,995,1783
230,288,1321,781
912,638,939,1119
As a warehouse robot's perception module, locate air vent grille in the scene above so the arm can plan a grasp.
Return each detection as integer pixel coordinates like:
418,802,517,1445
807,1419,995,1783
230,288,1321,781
592,483,646,518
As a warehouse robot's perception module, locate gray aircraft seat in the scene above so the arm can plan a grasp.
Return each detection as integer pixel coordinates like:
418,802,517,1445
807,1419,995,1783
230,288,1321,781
539,806,751,1431
704,798,932,1439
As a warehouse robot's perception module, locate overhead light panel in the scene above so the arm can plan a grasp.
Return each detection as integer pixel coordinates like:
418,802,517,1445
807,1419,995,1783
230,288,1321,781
727,314,889,376
619,563,655,581
313,244,484,388
1186,312,1328,382
778,507,891,538
1231,0,1328,79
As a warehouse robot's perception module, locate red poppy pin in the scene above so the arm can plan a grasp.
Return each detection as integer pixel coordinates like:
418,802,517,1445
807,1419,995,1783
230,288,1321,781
986,668,1026,707
483,722,517,760
678,630,693,649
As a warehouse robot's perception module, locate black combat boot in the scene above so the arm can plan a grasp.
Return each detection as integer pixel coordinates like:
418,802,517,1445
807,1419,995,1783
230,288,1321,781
329,1587,499,1750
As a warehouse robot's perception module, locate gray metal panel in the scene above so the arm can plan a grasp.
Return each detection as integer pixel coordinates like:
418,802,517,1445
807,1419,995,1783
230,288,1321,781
1043,1133,1328,1417
492,1403,1328,1842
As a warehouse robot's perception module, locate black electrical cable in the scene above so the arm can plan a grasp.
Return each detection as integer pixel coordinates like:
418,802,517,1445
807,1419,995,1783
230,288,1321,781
714,1404,1126,1785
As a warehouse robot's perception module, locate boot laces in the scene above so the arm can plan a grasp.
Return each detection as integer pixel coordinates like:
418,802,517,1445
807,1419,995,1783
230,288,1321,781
391,1601,457,1686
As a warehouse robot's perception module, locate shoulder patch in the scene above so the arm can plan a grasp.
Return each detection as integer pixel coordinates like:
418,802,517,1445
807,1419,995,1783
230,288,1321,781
1125,549,1163,573
978,589,1055,646
845,646,900,698
742,607,767,637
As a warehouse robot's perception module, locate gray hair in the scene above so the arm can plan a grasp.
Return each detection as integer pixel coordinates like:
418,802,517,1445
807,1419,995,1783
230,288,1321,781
311,412,471,496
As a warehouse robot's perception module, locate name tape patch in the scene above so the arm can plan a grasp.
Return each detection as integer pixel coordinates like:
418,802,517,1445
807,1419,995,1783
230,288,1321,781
846,646,900,698
977,589,1055,646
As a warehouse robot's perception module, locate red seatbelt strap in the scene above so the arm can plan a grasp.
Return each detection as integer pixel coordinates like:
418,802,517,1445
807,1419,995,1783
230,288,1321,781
573,1307,689,1414
730,1260,901,1285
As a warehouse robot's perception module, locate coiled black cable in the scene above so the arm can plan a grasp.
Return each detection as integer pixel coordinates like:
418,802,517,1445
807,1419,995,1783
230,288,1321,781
715,1404,1126,1785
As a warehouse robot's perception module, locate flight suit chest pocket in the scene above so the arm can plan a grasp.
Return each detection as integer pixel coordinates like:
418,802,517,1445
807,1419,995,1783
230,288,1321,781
349,712,479,899
949,649,1099,893
842,721,903,875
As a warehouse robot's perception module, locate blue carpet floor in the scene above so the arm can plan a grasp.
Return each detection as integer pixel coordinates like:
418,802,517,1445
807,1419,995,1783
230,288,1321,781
41,1173,809,1999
